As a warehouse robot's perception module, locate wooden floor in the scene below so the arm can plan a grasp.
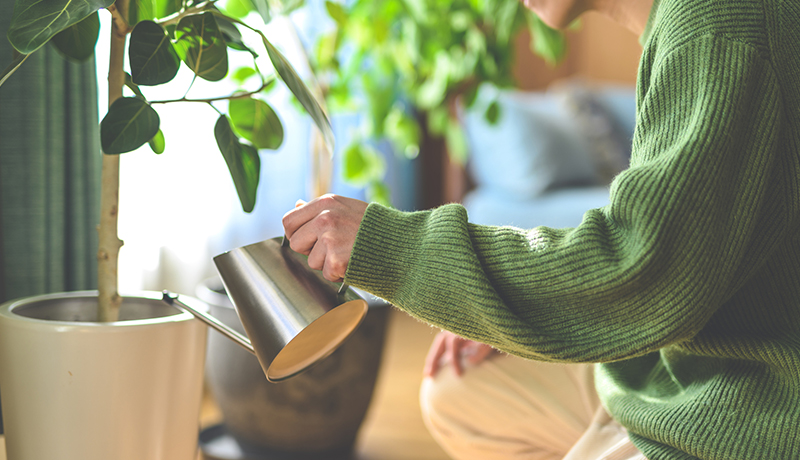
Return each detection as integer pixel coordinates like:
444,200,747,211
200,308,451,460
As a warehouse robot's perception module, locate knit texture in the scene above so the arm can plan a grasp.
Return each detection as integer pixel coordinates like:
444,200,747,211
346,0,800,458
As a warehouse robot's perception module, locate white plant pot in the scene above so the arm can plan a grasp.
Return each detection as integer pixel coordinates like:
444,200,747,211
0,291,208,460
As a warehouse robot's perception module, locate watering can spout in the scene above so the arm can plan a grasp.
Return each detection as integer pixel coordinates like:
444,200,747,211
162,291,256,355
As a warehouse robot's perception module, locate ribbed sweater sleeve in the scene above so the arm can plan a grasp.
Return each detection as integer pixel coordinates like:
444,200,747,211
346,33,786,364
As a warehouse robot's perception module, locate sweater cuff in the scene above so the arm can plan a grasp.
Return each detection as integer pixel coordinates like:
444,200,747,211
345,203,418,301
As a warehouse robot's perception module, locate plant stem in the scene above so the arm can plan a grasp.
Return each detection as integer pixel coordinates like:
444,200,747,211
157,0,217,27
97,0,129,322
149,78,275,104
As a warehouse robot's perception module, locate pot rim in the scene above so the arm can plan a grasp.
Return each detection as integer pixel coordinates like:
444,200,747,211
0,290,202,329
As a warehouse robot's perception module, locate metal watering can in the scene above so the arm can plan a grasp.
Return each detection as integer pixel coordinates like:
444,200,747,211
163,236,368,383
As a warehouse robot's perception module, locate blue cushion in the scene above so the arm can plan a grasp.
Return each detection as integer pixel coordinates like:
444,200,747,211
461,85,598,200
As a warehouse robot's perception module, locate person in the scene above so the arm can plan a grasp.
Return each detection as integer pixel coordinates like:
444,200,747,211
282,0,800,458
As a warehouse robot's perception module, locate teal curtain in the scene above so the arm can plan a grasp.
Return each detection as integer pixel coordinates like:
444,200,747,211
0,12,101,304
0,3,102,433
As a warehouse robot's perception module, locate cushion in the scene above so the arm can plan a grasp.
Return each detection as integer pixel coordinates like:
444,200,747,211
461,85,598,200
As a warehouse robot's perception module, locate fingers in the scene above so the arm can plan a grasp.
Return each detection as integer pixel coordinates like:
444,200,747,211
281,194,368,282
424,331,497,379
465,342,497,366
448,336,464,377
423,332,448,378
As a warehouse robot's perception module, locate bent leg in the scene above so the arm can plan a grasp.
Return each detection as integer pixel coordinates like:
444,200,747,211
420,354,600,460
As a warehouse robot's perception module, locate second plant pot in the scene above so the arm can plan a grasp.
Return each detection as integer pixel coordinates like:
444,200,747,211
197,276,390,458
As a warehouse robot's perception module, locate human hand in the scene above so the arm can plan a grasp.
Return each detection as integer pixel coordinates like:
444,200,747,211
282,194,368,282
423,330,497,378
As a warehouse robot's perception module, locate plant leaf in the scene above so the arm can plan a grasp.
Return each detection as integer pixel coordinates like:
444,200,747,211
220,0,254,19
100,97,161,154
129,20,181,85
231,66,256,84
324,1,347,25
229,97,284,150
383,106,420,159
148,129,166,153
526,11,567,66
50,11,99,61
214,115,260,213
261,35,334,152
124,72,147,99
215,15,257,56
0,52,30,88
174,12,229,82
342,143,385,186
250,0,271,23
7,0,114,54
366,181,391,207
129,0,183,26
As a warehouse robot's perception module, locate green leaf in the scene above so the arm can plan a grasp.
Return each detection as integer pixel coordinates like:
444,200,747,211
214,115,260,213
526,11,567,66
129,0,183,26
124,72,147,99
445,118,468,165
261,36,334,152
250,0,271,23
220,0,253,19
366,181,391,207
129,21,181,86
7,0,114,54
484,100,500,124
325,1,347,25
148,129,166,154
50,11,99,61
174,12,229,82
232,66,256,84
100,97,161,154
426,107,449,136
229,97,284,150
342,143,385,186
384,106,420,159
216,15,257,56
0,52,30,88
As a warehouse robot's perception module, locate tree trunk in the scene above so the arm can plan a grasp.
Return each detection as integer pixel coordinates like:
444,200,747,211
97,1,128,322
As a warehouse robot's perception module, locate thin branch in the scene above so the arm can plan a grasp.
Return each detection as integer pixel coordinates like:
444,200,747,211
157,0,219,27
149,78,275,104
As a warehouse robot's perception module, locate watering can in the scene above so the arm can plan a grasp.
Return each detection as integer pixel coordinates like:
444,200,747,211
163,236,369,383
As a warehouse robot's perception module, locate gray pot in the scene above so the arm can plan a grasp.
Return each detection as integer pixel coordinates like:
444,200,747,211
197,277,390,456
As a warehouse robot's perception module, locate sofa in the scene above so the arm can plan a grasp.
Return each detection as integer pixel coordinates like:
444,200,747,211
459,81,637,229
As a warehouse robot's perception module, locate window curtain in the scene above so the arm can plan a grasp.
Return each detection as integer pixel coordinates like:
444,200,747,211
0,1,102,433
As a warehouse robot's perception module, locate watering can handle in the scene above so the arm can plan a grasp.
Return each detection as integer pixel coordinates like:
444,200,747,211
283,235,349,296
162,291,256,355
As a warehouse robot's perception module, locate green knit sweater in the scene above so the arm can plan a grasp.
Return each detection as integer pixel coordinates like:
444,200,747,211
345,0,800,458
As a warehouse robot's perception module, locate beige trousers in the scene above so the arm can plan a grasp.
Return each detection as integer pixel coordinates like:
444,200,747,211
419,354,646,460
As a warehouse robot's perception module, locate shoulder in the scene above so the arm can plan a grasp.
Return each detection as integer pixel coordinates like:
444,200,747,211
644,0,771,62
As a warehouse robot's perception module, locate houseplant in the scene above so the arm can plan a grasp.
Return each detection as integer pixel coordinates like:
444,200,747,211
0,0,334,458
314,0,569,203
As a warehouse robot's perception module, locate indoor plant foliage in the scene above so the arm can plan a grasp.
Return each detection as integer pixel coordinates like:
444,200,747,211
0,0,332,321
315,0,568,198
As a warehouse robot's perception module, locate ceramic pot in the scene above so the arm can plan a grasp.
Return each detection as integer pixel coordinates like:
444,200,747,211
0,291,208,460
197,277,390,456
